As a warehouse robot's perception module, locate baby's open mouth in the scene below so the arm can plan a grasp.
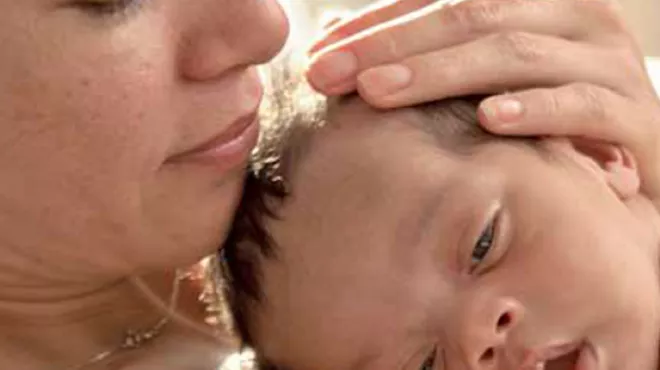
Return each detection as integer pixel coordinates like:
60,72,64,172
530,342,598,370
544,349,580,370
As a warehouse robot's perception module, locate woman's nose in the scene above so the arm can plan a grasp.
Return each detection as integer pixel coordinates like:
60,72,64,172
453,297,524,370
179,0,290,82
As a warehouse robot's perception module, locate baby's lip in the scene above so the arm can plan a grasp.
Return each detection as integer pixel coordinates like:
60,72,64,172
519,341,585,370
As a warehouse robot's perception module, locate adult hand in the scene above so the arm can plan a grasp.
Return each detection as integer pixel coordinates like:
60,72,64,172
306,0,660,203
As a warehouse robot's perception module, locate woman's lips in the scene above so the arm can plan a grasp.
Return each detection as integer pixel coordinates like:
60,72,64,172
167,112,260,172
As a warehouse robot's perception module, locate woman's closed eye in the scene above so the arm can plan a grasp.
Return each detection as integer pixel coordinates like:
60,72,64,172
70,0,143,17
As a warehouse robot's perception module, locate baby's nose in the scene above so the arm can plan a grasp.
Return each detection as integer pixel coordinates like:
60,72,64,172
454,297,524,370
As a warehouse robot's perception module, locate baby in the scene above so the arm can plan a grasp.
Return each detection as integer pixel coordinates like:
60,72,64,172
218,75,660,370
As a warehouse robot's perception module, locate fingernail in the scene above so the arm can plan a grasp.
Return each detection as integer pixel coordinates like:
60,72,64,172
308,50,358,90
358,64,413,98
481,98,524,125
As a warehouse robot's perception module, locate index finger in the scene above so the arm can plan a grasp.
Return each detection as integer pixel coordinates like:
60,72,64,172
306,0,627,93
309,0,438,54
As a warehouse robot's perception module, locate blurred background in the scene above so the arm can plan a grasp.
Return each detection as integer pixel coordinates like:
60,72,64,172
618,0,659,56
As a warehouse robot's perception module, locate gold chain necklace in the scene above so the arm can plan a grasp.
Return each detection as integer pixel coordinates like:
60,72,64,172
63,271,184,370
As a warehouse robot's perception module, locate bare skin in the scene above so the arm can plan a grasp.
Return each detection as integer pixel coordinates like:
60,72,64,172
309,0,660,205
255,98,660,370
0,0,288,368
0,0,658,369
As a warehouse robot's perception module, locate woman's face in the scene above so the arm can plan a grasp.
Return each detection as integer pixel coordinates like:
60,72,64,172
0,0,288,283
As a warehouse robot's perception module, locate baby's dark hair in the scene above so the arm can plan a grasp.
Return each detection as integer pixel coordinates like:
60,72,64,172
217,67,537,369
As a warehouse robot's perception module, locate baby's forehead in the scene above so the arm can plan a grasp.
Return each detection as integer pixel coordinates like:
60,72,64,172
321,96,497,154
290,113,440,190
311,96,444,153
326,94,426,127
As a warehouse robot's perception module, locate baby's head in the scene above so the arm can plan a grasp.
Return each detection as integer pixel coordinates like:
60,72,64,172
220,80,660,370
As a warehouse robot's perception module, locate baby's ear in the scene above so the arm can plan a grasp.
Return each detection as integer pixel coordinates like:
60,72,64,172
543,138,640,199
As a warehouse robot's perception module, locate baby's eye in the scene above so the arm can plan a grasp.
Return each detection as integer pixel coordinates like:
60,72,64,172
419,348,437,370
470,218,496,272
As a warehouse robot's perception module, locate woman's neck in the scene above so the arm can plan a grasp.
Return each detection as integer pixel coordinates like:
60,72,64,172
0,270,234,370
